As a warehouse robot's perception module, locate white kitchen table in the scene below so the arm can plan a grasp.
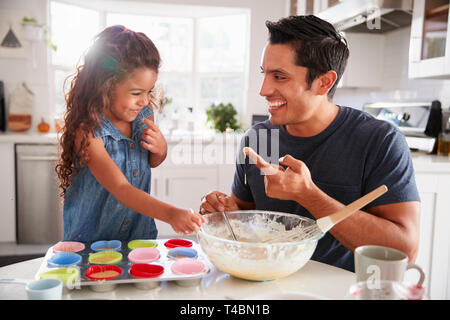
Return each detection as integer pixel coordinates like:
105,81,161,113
0,257,355,300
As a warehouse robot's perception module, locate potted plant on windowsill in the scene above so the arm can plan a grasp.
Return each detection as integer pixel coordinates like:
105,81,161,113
206,102,242,133
22,16,57,51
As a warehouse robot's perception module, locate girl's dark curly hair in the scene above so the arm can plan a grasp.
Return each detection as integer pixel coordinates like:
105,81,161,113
55,25,160,197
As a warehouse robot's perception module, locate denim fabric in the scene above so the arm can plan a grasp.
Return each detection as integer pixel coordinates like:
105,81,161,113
63,106,158,242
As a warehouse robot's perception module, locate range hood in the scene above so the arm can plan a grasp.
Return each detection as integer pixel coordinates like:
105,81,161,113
316,0,413,34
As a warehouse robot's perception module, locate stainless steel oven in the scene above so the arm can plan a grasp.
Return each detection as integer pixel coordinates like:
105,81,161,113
15,144,62,244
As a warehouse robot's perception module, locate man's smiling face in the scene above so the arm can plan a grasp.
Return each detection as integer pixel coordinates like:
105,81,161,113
259,43,320,128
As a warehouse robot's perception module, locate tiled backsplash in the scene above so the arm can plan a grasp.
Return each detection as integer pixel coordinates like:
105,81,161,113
334,27,450,111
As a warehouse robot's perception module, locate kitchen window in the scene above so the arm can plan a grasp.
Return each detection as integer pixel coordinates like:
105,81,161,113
49,1,100,117
49,1,249,133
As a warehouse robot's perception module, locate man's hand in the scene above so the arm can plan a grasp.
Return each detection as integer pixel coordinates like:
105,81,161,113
243,147,317,203
199,191,240,214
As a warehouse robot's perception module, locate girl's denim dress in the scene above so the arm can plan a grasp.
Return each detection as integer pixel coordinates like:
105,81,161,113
62,106,158,242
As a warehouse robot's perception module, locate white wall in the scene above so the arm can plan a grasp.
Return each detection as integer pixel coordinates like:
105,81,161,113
334,27,450,111
7,2,448,129
0,0,51,131
0,0,289,131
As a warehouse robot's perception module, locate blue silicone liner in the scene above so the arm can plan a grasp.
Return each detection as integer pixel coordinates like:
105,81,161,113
90,240,122,252
167,247,198,260
47,252,82,267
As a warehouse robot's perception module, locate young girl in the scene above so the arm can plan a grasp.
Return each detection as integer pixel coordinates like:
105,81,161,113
56,25,205,242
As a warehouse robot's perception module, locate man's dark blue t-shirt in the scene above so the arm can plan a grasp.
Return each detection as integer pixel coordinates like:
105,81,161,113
231,106,420,272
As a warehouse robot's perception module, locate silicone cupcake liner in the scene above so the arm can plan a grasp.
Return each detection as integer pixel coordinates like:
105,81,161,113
167,247,198,260
53,241,85,253
127,239,157,249
171,258,205,275
47,252,82,267
128,247,160,264
86,265,122,281
39,267,80,284
90,240,121,252
130,263,164,278
164,238,193,248
88,250,123,265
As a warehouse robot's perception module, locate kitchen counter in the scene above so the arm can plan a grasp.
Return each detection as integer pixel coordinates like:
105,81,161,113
0,130,243,145
411,152,450,173
0,131,59,144
0,257,355,300
2,130,450,160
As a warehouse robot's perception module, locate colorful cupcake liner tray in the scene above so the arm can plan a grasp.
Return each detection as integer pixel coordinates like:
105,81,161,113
34,238,211,292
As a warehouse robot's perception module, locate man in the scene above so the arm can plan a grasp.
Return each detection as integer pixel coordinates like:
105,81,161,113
200,15,420,272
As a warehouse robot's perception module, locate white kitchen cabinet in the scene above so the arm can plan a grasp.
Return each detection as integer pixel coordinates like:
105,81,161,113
152,135,240,238
151,137,239,238
409,0,450,79
412,156,450,300
152,164,218,238
338,32,385,88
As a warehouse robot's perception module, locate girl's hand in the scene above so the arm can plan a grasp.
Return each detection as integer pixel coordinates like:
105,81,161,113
168,208,206,235
141,118,167,157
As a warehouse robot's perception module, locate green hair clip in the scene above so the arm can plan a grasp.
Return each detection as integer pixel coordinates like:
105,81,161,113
103,55,119,73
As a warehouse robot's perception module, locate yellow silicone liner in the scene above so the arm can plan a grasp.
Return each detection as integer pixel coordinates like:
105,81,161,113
88,250,123,265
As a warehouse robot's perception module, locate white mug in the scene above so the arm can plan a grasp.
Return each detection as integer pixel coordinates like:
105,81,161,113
354,245,425,286
26,279,63,300
0,278,62,300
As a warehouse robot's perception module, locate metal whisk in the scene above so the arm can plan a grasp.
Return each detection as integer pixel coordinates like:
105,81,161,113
216,194,238,241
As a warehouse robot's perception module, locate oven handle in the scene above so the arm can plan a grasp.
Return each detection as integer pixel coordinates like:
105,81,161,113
19,155,58,161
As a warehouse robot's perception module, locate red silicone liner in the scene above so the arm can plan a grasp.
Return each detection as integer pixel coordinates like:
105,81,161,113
130,263,164,278
164,238,193,248
85,265,122,281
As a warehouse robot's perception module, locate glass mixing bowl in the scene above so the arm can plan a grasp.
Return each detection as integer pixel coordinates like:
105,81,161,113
197,210,324,281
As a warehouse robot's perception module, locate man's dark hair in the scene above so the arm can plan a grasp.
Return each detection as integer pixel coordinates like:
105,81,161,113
266,15,349,99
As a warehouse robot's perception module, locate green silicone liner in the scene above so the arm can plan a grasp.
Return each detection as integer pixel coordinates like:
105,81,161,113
127,239,157,250
39,267,80,284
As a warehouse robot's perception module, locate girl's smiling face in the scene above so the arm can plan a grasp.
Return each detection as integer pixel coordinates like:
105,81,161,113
107,67,158,125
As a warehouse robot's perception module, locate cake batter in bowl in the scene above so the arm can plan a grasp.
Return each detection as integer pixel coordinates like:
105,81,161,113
197,210,324,281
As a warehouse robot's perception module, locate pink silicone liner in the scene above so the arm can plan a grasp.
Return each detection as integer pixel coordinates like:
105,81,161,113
53,241,85,253
128,247,160,264
171,258,205,275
